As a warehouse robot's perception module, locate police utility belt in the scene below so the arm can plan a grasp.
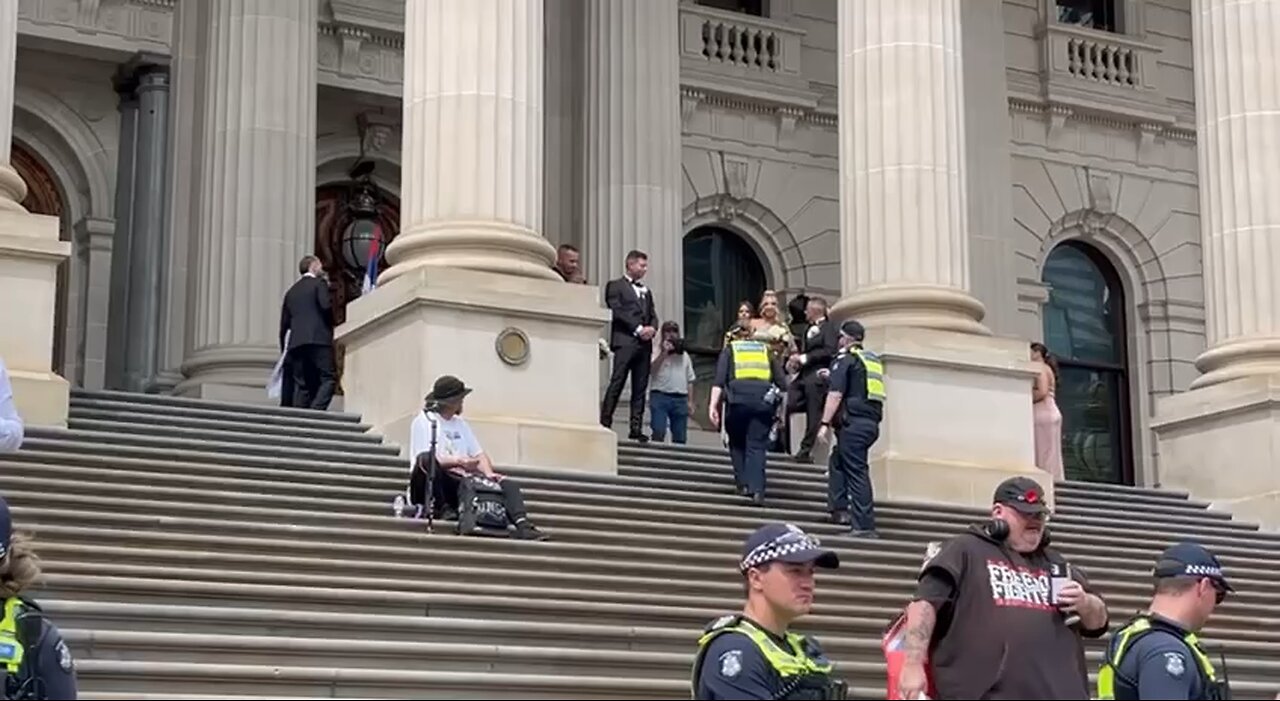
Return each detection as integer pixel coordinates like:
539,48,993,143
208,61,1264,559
693,616,848,700
1097,616,1229,700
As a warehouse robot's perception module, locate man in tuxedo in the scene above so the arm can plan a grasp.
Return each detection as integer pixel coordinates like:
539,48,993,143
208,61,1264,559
279,255,336,410
786,296,840,462
600,249,658,441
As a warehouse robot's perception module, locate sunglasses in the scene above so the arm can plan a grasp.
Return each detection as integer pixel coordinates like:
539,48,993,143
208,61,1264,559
1206,578,1228,605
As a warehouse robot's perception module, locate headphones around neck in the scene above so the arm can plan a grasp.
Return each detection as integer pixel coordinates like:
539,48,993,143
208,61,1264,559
984,517,1052,549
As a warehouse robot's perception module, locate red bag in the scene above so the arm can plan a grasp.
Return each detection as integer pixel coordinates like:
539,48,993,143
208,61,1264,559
882,612,938,700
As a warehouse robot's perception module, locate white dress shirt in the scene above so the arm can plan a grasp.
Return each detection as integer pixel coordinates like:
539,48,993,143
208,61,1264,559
0,357,24,452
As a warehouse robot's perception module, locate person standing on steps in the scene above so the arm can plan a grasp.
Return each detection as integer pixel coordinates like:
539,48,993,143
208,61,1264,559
600,250,658,442
816,320,883,536
786,297,839,464
0,496,78,699
709,323,787,507
692,523,847,700
1097,541,1232,700
279,255,336,410
0,357,23,452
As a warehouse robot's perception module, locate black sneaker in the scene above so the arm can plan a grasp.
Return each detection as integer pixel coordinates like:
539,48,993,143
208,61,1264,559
629,432,650,443
830,511,852,526
515,520,549,541
749,492,766,508
849,528,880,539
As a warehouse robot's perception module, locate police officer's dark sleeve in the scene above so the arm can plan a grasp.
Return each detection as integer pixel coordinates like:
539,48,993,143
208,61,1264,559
769,355,787,390
713,348,732,388
1130,635,1198,700
33,619,78,700
698,632,776,700
826,356,849,398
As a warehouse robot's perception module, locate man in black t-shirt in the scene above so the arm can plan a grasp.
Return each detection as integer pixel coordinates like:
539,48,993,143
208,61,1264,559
895,477,1110,699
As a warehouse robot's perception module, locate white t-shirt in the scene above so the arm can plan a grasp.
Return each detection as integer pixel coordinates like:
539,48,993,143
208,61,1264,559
407,410,482,470
0,357,23,452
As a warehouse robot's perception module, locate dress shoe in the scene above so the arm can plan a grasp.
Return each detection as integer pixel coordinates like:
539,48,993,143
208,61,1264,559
629,432,650,443
830,511,852,526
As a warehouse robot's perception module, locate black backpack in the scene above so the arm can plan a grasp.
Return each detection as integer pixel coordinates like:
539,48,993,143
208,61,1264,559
456,474,511,537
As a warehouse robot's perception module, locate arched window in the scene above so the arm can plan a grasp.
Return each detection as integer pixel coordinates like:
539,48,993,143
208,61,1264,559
1041,242,1133,484
683,225,768,354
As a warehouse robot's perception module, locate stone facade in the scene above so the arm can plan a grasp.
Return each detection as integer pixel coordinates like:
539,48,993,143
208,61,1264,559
4,0,1277,520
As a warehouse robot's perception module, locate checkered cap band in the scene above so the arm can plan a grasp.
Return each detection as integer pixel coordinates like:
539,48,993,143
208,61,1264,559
740,534,823,572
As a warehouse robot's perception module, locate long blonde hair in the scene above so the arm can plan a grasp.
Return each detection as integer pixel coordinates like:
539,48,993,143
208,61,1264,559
0,532,41,599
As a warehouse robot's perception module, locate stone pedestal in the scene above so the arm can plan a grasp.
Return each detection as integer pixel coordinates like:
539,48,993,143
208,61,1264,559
1153,0,1280,529
0,211,71,426
830,1,1049,508
338,267,616,473
866,327,1047,509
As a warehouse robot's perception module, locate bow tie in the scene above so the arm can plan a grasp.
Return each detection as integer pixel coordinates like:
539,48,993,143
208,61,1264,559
631,280,645,289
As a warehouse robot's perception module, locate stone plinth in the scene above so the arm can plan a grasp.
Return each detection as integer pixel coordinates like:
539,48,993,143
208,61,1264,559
0,211,70,426
338,266,616,474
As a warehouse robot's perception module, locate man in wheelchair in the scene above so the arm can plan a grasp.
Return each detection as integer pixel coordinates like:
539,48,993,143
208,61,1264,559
395,374,549,541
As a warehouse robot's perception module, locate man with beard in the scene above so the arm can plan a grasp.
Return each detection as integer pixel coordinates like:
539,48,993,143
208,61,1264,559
895,477,1110,699
692,523,847,700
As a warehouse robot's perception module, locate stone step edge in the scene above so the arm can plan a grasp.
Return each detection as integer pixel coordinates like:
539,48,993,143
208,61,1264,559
66,418,396,453
70,389,364,423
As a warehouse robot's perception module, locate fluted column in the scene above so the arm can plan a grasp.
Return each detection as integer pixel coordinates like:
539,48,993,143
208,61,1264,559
177,0,317,396
831,0,987,335
0,0,26,210
582,0,683,323
381,0,558,285
1190,0,1280,389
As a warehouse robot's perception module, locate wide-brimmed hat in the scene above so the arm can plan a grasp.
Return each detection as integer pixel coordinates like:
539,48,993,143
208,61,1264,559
425,375,473,403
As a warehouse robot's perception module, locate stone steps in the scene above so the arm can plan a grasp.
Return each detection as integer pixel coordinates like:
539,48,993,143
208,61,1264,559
11,391,1280,698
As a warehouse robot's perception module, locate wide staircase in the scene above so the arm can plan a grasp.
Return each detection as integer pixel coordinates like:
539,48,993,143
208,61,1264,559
4,389,1279,699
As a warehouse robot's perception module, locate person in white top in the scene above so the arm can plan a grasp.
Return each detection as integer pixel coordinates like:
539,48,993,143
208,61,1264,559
0,357,24,452
396,375,547,541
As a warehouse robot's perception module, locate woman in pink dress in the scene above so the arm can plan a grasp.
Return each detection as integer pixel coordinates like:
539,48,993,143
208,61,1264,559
1030,342,1065,481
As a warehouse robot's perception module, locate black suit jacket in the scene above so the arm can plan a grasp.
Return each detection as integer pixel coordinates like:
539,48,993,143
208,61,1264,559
798,319,840,375
280,275,334,350
604,277,658,349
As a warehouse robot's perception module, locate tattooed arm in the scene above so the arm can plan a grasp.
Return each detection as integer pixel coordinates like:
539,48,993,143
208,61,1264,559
898,600,938,698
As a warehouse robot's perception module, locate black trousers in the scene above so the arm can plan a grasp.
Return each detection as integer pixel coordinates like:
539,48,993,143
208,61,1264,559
600,342,652,433
828,417,880,531
290,343,336,410
410,464,529,523
726,401,774,496
787,371,829,457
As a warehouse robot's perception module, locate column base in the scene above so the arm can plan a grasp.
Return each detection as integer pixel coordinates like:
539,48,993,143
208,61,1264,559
0,210,71,427
832,285,990,336
337,266,617,474
865,326,1053,509
175,346,280,404
1153,374,1280,530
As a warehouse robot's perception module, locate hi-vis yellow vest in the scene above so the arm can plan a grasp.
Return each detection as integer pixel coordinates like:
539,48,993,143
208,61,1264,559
0,598,26,675
852,348,885,403
692,616,833,698
730,341,772,382
1097,617,1220,700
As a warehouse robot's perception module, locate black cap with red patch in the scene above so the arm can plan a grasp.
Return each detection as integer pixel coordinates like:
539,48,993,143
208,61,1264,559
993,476,1050,516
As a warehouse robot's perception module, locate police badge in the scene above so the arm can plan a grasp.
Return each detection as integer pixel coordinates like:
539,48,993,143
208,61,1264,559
55,639,74,673
1164,651,1186,678
720,649,743,678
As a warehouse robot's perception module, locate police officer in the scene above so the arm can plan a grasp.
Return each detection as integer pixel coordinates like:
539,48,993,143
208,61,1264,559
816,320,883,537
709,324,787,507
1098,541,1232,700
0,496,77,699
692,523,846,700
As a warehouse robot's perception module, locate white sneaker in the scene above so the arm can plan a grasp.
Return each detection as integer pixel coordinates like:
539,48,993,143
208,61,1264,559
392,494,405,518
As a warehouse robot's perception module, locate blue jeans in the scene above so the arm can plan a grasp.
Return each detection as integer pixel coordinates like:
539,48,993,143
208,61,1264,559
649,391,690,444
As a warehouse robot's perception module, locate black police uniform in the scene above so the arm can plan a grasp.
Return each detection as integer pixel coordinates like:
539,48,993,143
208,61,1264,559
824,322,882,534
1098,542,1232,701
6,598,78,700
692,524,846,700
713,342,786,504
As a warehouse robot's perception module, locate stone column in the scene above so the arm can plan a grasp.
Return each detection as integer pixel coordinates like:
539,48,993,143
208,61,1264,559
582,0,683,323
380,0,558,284
339,0,614,474
176,0,317,401
544,0,584,251
104,77,139,390
106,57,172,394
1153,0,1280,528
832,0,987,336
828,1,1043,510
73,217,116,390
0,0,71,425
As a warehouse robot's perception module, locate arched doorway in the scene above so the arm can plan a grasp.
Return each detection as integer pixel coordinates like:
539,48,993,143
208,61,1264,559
314,180,400,393
683,225,768,421
12,142,69,377
1041,241,1133,484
